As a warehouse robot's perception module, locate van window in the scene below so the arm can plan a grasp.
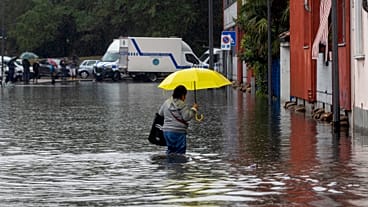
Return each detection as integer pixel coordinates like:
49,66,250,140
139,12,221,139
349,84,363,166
185,54,200,65
199,53,209,62
213,54,219,63
102,52,119,62
87,60,97,66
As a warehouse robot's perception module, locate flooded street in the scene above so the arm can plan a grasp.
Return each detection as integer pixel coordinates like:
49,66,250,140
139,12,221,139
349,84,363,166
0,81,367,207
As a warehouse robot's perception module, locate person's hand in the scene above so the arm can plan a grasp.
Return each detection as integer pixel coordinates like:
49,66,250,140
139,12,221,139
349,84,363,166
192,103,198,111
193,103,203,121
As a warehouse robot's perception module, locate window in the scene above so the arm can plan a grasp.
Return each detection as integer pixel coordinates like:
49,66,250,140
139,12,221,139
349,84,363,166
338,0,346,44
185,54,200,65
224,0,237,9
101,52,119,62
363,0,368,12
355,0,364,56
87,61,97,66
199,53,209,62
214,54,219,63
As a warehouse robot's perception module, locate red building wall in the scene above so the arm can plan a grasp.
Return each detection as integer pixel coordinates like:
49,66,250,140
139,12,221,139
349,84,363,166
290,1,320,102
290,0,351,110
337,0,351,110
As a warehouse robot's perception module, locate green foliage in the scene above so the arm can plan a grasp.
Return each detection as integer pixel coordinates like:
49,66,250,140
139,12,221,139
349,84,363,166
237,0,289,95
10,0,59,51
3,0,223,58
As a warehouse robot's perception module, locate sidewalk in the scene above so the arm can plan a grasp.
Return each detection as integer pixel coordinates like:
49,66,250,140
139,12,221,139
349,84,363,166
0,78,95,87
1,76,135,87
2,78,93,87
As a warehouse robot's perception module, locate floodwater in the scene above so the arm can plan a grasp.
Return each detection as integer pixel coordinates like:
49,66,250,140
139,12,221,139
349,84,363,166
0,81,367,207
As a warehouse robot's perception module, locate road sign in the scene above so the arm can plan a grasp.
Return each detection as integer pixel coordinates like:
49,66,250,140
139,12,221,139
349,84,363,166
221,31,236,46
221,34,231,50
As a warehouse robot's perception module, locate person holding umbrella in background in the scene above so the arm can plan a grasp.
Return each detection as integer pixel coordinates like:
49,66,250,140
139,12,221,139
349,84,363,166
32,61,39,83
6,56,18,84
158,85,198,155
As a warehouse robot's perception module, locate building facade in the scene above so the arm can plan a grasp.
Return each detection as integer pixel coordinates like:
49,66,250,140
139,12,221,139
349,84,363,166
231,0,368,130
351,0,368,130
289,0,351,116
223,0,246,84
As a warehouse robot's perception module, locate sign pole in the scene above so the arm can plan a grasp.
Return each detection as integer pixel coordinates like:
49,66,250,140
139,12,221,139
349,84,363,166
221,31,236,79
209,0,214,69
1,0,5,87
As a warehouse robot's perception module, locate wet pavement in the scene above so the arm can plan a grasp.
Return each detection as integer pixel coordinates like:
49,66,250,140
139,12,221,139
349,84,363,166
0,81,367,206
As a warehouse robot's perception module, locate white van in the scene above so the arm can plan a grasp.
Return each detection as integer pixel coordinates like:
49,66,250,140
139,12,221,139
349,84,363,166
94,37,203,81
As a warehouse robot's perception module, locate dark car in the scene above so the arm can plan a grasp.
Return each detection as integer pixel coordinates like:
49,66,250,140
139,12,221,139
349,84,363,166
35,59,68,79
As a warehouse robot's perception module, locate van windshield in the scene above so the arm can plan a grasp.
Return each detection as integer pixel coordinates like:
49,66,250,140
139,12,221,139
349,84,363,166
185,54,200,65
102,52,119,62
199,53,209,62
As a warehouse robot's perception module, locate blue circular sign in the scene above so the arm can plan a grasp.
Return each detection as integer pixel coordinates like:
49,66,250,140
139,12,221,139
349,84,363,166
152,58,159,65
222,36,230,44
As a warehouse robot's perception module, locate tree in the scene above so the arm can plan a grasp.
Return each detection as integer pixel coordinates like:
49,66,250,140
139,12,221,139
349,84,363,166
237,0,289,94
10,0,60,55
0,0,34,54
7,0,223,58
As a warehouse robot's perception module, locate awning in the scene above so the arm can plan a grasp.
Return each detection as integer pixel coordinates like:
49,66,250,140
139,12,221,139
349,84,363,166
311,0,332,60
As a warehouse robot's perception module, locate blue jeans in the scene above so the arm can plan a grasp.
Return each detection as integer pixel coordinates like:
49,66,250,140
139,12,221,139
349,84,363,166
163,131,186,154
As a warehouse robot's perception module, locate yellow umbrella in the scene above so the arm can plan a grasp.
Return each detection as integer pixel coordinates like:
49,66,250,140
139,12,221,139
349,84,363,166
158,67,231,91
158,67,232,121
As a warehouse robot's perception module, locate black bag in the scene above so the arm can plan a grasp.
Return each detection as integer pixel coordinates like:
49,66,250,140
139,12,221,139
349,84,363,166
148,113,166,146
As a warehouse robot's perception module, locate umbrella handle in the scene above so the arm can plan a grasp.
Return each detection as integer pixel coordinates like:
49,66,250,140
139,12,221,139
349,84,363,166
194,82,197,103
195,112,204,122
193,82,203,121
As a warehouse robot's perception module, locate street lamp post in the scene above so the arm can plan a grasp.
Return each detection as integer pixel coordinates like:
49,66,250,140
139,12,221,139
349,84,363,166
1,0,5,86
331,0,340,128
208,0,214,69
267,0,272,105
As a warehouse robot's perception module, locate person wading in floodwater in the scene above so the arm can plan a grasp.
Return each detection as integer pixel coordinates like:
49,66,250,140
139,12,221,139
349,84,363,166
158,85,198,155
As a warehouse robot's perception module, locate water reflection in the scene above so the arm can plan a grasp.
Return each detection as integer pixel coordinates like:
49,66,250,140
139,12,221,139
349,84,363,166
0,82,367,206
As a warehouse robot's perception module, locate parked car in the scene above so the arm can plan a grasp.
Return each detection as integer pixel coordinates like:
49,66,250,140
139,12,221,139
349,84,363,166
36,59,68,79
2,57,24,81
13,59,26,81
78,59,98,79
0,56,11,72
0,56,11,80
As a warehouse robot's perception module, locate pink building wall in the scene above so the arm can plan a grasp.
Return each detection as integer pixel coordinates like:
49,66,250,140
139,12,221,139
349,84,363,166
351,1,368,129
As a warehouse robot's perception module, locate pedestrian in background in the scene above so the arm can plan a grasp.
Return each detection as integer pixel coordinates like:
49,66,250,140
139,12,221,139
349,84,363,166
70,55,79,80
60,59,67,80
22,58,31,84
158,85,198,155
6,56,17,84
32,61,39,83
50,63,56,85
